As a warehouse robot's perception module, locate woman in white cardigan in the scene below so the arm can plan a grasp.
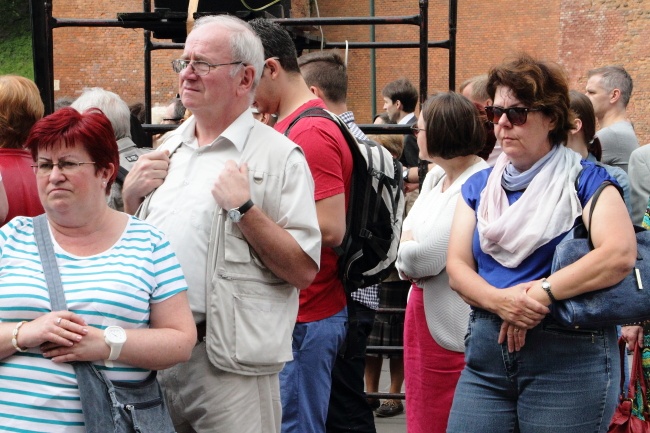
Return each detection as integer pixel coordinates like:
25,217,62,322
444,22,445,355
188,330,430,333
396,92,488,433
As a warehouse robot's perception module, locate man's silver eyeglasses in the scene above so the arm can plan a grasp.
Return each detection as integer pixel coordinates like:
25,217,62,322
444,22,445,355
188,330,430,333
32,160,96,175
171,59,243,76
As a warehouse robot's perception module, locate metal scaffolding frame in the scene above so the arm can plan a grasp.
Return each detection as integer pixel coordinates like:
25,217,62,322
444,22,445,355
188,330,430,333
30,0,457,124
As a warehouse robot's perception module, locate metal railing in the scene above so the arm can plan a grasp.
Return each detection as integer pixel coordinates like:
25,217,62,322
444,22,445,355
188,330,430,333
365,305,407,402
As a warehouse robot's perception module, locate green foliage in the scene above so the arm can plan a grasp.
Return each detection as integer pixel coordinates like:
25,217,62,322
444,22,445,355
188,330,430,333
0,34,34,79
0,0,33,79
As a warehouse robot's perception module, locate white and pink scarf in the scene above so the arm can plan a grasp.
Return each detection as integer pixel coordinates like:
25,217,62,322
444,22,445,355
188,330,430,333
477,145,583,268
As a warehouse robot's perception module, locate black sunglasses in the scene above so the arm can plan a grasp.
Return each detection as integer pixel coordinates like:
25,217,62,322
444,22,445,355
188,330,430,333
485,106,543,126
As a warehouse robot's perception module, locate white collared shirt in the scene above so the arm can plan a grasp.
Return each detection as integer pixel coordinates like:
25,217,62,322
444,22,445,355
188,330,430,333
399,112,415,125
144,110,319,320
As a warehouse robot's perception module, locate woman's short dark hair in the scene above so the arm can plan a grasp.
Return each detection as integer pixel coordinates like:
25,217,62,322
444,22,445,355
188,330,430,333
486,53,574,146
421,91,485,159
569,90,602,161
24,107,119,194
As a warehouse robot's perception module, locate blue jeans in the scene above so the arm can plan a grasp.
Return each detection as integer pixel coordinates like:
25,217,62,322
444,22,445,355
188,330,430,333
447,310,620,433
280,307,348,433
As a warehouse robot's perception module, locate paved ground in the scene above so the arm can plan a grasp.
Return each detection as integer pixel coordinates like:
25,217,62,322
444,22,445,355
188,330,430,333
375,410,406,433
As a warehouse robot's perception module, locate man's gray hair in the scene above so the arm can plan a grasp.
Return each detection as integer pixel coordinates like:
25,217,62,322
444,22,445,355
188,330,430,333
588,65,633,107
71,87,131,139
460,74,490,102
193,15,264,90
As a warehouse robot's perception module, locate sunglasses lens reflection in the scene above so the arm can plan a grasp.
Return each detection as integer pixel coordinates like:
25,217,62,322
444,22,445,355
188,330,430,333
508,109,527,125
485,107,527,126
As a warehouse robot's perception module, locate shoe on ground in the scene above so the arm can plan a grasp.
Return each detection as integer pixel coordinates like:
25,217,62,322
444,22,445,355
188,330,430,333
375,399,404,417
367,397,380,410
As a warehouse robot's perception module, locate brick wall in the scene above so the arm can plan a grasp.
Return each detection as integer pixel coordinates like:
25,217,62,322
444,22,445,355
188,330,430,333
52,1,182,109
558,0,650,145
52,0,650,143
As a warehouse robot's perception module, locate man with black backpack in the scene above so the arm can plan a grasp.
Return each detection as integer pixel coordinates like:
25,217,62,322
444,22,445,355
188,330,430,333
250,19,352,433
298,49,378,433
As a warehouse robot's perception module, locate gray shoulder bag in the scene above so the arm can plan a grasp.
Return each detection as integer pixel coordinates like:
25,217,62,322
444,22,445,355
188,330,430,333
33,214,175,433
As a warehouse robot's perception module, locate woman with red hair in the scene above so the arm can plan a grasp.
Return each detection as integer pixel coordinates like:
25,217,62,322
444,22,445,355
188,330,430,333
0,107,196,432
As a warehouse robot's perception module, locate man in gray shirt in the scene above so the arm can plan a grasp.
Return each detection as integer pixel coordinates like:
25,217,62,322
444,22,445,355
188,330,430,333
585,65,639,173
628,144,650,224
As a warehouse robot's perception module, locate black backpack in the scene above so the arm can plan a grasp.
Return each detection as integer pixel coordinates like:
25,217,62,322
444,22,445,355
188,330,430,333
284,107,405,293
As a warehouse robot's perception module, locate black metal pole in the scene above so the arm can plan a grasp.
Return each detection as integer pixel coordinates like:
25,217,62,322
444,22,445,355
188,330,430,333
144,30,152,125
448,0,457,91
30,0,54,114
419,0,428,102
148,40,450,50
46,1,54,113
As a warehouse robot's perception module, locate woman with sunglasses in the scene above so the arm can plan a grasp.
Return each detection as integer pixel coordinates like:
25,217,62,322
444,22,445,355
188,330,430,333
396,92,488,433
446,53,637,433
0,107,196,431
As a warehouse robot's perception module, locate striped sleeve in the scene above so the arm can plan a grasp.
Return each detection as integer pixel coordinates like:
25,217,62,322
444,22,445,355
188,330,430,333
150,237,189,302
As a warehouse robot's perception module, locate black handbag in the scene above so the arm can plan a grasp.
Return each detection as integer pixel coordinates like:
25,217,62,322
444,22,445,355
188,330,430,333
549,183,650,328
33,215,176,433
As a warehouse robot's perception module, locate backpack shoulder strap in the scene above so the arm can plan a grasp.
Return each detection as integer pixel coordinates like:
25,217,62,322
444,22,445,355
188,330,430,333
115,165,130,187
283,107,333,137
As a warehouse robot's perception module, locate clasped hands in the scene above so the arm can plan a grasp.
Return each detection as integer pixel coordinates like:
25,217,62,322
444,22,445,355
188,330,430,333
495,282,550,353
17,312,110,363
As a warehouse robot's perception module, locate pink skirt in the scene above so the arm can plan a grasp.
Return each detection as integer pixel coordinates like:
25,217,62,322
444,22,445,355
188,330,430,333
404,285,465,433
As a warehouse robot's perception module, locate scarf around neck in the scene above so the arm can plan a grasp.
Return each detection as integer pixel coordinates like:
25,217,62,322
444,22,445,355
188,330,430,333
477,145,583,268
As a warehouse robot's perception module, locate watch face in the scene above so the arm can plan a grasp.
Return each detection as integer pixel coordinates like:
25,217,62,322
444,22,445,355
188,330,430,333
105,326,127,344
228,209,242,223
542,281,551,289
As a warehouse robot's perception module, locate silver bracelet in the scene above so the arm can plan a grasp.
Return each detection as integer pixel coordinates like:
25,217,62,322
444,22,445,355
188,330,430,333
11,321,28,352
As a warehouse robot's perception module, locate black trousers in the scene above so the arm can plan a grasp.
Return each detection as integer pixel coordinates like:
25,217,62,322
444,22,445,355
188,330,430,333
326,301,377,433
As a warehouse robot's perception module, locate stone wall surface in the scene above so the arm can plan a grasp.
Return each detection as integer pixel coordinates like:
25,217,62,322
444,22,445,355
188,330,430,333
52,0,650,143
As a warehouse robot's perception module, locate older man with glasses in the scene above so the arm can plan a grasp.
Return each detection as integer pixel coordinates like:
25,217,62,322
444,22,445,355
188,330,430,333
121,15,321,433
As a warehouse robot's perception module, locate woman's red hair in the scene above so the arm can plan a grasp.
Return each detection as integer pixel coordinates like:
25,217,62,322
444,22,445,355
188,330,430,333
24,107,119,194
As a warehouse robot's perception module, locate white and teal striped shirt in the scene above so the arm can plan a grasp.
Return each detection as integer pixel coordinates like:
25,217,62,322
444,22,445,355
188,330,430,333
0,215,188,432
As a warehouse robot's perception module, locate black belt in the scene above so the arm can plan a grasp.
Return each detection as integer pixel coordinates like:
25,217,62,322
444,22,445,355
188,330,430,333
196,321,206,343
